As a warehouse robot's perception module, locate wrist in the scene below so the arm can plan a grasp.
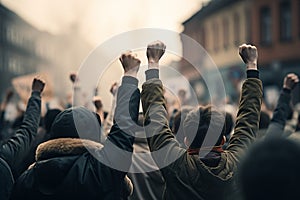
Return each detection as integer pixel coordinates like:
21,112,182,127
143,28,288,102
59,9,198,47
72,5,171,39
246,63,257,70
282,87,291,93
148,61,159,69
124,71,138,78
283,85,292,90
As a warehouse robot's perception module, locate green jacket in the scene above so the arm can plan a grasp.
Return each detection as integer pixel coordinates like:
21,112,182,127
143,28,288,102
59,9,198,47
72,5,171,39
141,77,262,200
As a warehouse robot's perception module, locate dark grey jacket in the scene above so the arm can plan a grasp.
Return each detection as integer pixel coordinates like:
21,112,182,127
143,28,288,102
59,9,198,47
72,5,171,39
265,88,292,138
0,91,41,200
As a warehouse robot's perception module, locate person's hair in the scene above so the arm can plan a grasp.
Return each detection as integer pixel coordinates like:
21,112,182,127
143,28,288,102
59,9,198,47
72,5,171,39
171,106,193,146
224,112,234,139
259,111,270,129
239,137,300,200
183,105,226,149
172,106,193,135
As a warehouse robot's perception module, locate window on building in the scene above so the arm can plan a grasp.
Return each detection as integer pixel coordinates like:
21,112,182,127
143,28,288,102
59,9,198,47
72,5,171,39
260,6,272,45
223,17,229,49
233,13,240,46
213,22,219,52
280,0,292,41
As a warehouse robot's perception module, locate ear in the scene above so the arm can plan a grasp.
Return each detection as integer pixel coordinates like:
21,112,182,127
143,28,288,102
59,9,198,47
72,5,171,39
221,136,226,146
184,137,189,148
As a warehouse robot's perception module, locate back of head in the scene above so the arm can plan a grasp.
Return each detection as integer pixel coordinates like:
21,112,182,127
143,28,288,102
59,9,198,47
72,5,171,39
183,105,226,149
173,106,194,135
50,107,102,142
44,109,62,133
224,112,234,139
172,106,193,146
239,137,300,200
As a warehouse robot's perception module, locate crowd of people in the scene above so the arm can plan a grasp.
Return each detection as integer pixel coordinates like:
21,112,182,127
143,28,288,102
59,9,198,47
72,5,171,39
0,41,299,200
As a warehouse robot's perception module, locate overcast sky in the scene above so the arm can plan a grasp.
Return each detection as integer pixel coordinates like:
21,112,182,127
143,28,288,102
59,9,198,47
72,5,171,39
2,0,208,46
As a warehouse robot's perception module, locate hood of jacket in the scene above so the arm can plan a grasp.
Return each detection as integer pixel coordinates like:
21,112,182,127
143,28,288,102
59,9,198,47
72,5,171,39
13,138,132,200
35,138,103,161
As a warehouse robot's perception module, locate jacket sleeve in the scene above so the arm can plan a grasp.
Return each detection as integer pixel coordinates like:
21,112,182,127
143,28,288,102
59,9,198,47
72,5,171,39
94,76,140,198
103,87,118,136
99,76,140,170
141,76,185,168
265,89,291,138
226,72,262,165
0,91,41,173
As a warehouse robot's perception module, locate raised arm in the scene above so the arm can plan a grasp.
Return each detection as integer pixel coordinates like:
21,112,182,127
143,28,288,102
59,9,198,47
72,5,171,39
99,52,141,177
103,82,119,136
0,78,45,174
226,44,263,162
142,41,186,168
0,89,14,132
106,52,141,151
265,73,299,138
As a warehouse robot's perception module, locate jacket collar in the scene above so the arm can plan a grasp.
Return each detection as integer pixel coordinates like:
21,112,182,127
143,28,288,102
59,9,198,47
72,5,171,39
36,138,103,161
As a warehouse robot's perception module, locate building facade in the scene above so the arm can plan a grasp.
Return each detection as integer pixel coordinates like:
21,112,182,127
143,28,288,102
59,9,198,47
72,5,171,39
0,3,47,97
0,3,92,101
180,0,300,104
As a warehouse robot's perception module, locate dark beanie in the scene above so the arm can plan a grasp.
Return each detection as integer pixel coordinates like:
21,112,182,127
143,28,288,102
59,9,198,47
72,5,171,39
50,107,102,142
44,109,62,133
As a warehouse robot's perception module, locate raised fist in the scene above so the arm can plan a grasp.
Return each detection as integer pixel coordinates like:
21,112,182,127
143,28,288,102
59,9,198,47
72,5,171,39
110,82,118,96
146,40,166,64
32,78,45,93
239,44,258,69
119,51,141,74
93,96,103,110
5,89,14,102
70,72,78,83
283,73,299,90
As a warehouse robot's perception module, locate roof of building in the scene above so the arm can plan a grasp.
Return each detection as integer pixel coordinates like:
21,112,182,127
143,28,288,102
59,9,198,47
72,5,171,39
0,3,38,30
182,0,242,25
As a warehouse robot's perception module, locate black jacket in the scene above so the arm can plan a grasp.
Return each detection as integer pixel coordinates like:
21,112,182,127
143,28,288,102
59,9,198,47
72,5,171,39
0,91,41,200
265,88,291,138
11,77,140,200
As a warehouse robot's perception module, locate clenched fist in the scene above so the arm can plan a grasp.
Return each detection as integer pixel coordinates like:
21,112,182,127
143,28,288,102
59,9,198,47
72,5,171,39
93,96,103,110
283,73,299,90
32,78,45,93
147,40,166,69
119,51,141,77
70,72,78,83
110,82,118,96
239,44,258,70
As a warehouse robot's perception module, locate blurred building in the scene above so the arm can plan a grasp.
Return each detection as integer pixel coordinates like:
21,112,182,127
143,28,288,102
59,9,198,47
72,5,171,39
180,0,300,104
0,3,47,98
0,3,92,101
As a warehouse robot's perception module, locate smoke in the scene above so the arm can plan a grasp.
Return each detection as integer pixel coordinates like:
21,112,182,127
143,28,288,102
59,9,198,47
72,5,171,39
1,0,207,109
